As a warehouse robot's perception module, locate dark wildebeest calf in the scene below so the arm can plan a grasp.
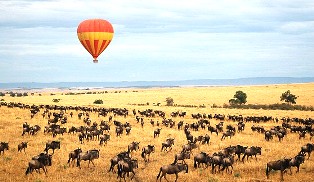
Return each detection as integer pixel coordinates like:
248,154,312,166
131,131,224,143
156,163,188,182
18,142,28,153
154,128,162,138
0,142,9,155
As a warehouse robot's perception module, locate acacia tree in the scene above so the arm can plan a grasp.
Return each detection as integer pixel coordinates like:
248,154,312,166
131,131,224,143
229,90,247,105
280,90,298,104
166,97,174,106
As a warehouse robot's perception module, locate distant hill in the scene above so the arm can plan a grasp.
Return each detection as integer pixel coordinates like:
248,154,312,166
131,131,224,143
1,77,314,90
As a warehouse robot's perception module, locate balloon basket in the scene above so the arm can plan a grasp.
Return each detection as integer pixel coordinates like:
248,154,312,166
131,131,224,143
93,59,98,63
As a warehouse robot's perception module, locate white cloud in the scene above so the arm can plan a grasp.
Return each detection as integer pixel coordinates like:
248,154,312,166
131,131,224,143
0,0,313,82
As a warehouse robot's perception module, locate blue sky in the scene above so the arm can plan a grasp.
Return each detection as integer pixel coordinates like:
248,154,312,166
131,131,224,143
0,0,313,83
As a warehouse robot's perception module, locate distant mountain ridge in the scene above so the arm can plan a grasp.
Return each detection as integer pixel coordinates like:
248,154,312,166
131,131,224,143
1,77,314,90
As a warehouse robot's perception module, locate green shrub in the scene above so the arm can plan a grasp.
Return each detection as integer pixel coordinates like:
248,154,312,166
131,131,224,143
94,99,103,104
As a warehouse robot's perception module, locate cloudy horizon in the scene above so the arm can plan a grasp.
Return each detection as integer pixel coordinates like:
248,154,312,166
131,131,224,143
1,0,313,83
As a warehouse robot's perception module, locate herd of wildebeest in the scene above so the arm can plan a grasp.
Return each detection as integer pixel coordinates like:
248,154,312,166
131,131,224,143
0,101,314,181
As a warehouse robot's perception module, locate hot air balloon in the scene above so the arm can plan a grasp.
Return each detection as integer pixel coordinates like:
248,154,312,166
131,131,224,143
77,19,114,63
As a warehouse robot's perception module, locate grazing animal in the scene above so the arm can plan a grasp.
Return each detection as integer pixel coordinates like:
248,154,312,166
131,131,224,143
161,138,175,152
182,141,198,154
18,142,28,153
77,149,100,168
0,142,9,155
99,134,110,146
299,143,314,159
211,153,224,173
108,151,130,173
288,154,305,174
67,148,82,166
173,151,190,164
234,145,248,161
277,132,286,142
221,130,235,140
202,134,210,144
156,163,188,182
128,141,140,153
141,145,155,162
193,152,211,168
45,141,60,154
117,158,138,181
116,126,124,137
242,146,262,162
265,131,273,141
154,128,162,138
25,153,52,175
266,158,291,181
208,126,218,135
220,155,235,174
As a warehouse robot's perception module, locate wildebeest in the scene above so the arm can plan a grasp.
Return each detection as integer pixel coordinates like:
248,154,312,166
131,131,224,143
128,141,140,153
220,155,235,174
99,134,110,146
208,126,218,135
299,143,314,159
77,149,100,168
116,126,124,137
161,138,175,152
265,130,273,141
288,154,305,174
221,130,235,140
18,142,28,153
45,141,60,154
173,151,190,164
154,128,162,138
141,145,155,162
25,153,52,175
211,153,224,173
202,134,210,144
242,146,262,162
109,151,130,173
0,142,9,155
194,152,211,168
117,158,138,181
156,163,188,182
67,148,82,166
182,141,198,154
125,126,132,135
266,158,291,181
234,145,248,161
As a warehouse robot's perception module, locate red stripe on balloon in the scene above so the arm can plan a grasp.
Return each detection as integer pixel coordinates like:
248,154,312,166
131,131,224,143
98,40,107,55
94,40,99,56
85,40,95,57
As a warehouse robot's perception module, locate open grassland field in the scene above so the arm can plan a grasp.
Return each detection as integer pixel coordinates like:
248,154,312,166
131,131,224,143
0,83,314,182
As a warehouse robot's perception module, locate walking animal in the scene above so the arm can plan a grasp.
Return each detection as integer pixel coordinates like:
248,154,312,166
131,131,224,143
156,163,188,182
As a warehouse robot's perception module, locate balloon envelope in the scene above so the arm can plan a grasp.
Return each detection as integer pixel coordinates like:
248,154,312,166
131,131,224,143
77,19,114,63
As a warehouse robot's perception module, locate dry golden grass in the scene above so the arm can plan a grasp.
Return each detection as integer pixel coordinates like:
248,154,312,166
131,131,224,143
0,83,314,182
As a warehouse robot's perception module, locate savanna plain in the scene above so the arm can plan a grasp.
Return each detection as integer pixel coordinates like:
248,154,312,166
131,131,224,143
0,83,313,182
